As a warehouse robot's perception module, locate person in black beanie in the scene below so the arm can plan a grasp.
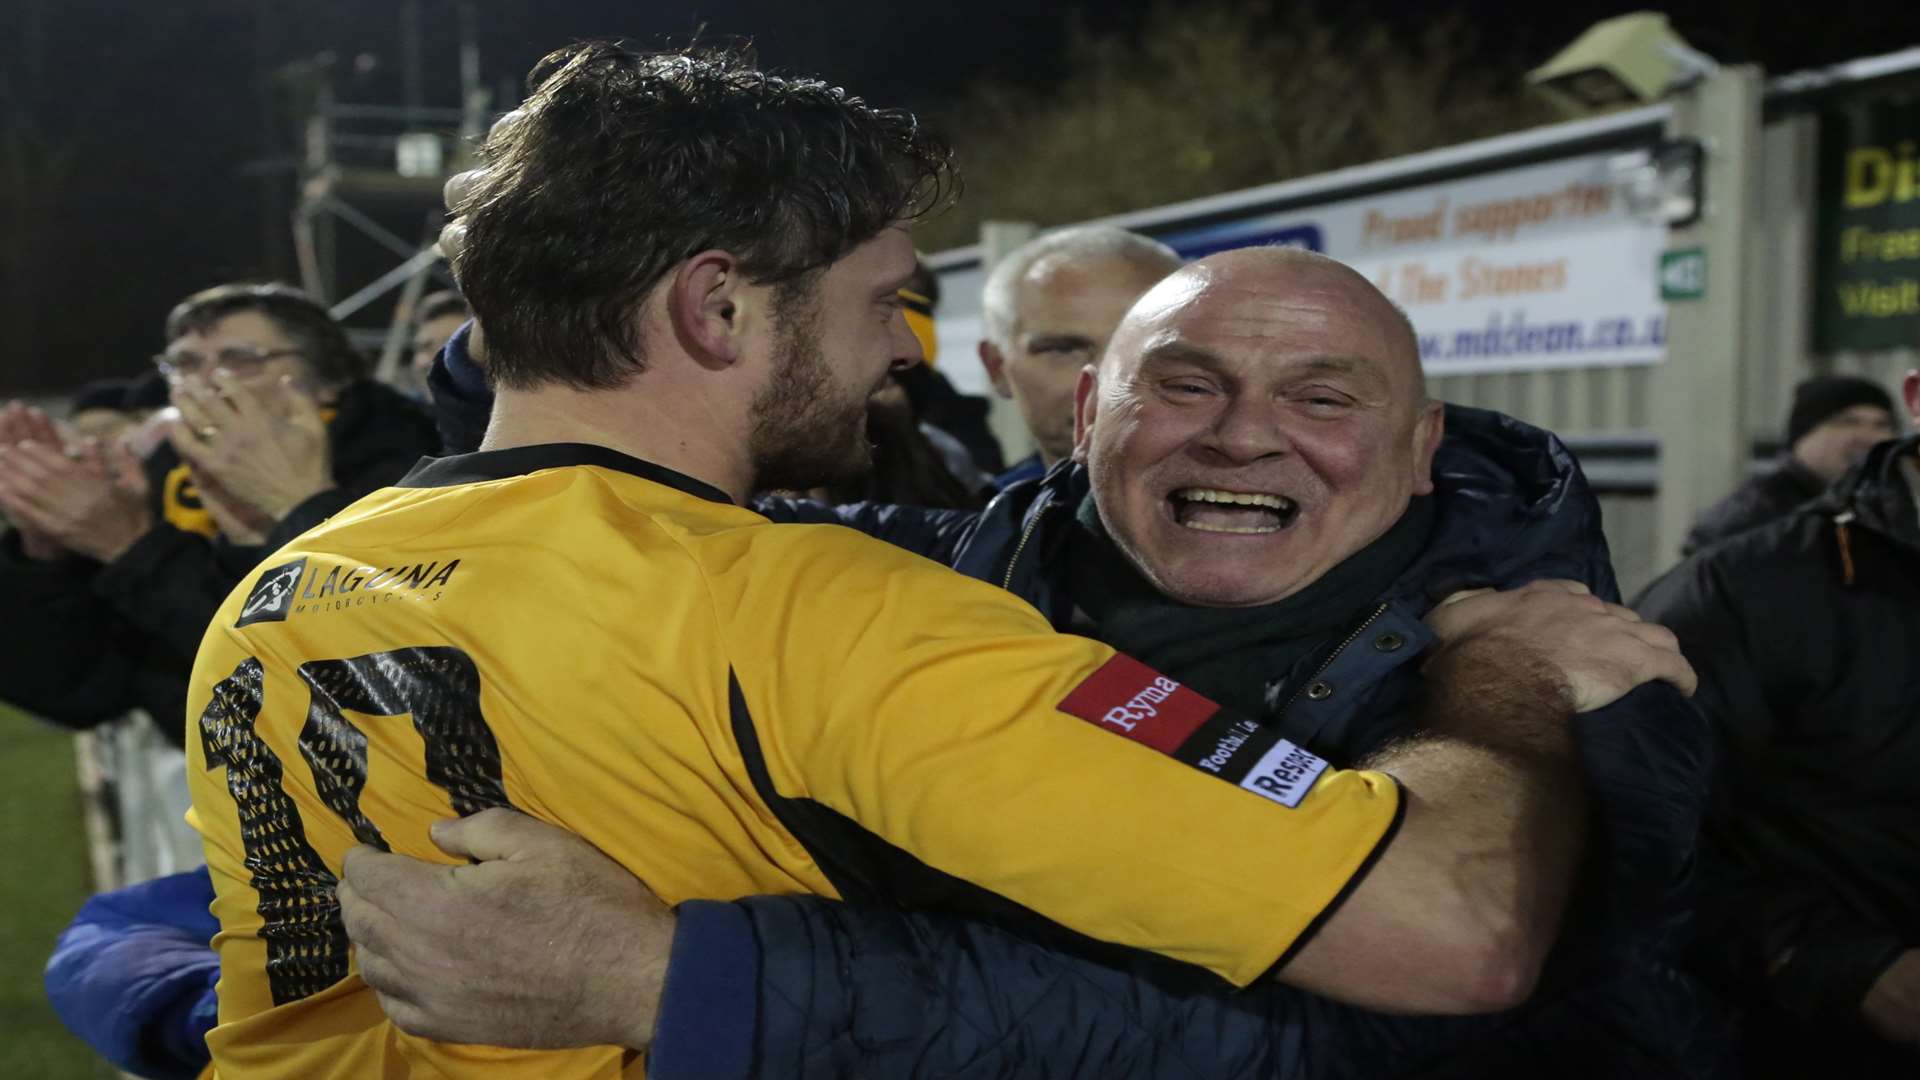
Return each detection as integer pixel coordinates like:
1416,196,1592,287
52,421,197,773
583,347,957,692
66,378,144,444
1639,368,1920,1075
122,370,171,412
1683,374,1897,555
66,373,170,446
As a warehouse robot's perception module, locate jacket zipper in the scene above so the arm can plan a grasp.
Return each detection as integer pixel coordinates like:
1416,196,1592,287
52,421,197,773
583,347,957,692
1276,602,1390,716
1000,508,1045,590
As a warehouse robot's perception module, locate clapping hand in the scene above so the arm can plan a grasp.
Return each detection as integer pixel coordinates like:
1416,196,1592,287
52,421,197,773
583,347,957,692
165,370,333,529
0,403,76,559
0,404,154,564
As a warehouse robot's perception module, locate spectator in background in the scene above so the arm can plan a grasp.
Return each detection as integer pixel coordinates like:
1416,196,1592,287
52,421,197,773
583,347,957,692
980,225,1183,488
67,378,150,444
1638,368,1920,1076
1683,374,1897,555
819,376,987,509
0,283,438,746
890,257,1006,482
408,291,469,386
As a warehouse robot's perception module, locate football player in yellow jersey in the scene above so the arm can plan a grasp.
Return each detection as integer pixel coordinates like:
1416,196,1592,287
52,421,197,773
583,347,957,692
186,42,1694,1079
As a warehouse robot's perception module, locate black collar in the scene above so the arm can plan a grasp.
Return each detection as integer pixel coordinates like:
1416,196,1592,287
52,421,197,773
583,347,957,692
399,443,734,505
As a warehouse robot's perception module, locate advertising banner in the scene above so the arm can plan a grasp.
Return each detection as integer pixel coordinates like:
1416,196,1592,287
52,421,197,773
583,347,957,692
1815,97,1920,353
1159,151,1669,375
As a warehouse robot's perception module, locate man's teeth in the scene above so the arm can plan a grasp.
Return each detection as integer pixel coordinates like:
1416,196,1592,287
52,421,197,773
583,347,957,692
1173,488,1294,510
1181,520,1280,534
1170,488,1297,534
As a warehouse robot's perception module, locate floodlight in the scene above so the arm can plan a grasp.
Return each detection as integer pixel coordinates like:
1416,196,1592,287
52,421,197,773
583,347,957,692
1528,12,1719,113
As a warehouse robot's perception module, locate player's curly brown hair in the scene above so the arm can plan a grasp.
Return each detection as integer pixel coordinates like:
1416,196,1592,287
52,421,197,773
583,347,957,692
454,42,956,391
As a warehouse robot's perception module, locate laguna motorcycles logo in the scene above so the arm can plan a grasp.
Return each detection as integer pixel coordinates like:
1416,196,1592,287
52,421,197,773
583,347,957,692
235,556,460,627
236,557,308,627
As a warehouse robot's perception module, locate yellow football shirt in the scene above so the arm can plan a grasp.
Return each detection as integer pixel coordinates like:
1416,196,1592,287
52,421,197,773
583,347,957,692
186,443,1402,1078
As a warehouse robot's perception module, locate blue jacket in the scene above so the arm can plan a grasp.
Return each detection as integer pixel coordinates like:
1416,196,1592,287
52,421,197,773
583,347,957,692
994,451,1047,490
48,333,1719,1077
44,867,220,1080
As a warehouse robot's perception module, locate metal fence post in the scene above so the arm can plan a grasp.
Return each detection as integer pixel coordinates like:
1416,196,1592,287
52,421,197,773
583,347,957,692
1652,65,1765,567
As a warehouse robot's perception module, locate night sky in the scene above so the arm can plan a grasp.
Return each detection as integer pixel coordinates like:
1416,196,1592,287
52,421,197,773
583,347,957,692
2,0,1913,394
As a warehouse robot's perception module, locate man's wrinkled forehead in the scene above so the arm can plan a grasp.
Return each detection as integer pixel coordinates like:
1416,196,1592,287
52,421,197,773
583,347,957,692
1105,259,1418,384
1103,268,1212,370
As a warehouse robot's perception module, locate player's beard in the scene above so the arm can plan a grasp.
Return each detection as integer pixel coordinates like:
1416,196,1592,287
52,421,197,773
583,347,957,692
747,289,876,494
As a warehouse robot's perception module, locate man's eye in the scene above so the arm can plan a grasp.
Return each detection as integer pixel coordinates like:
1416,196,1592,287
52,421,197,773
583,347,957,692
1167,381,1212,396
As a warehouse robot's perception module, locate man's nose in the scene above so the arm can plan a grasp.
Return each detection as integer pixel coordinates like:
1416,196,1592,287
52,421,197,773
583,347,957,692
1197,394,1294,464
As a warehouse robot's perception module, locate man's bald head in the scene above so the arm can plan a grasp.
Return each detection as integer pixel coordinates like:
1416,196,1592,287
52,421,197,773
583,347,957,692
1071,245,1444,608
1104,247,1425,402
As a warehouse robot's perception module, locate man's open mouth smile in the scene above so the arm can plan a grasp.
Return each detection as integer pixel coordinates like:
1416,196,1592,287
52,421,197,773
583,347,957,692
1168,487,1300,534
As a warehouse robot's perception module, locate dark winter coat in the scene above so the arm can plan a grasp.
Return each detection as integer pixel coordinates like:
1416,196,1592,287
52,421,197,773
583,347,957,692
1638,435,1920,1076
1681,456,1826,557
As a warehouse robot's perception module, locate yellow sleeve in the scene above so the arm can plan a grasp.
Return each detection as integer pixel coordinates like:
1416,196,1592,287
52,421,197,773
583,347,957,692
725,527,1402,987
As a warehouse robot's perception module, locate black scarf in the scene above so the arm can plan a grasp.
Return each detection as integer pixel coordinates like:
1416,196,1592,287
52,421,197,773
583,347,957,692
1066,492,1435,719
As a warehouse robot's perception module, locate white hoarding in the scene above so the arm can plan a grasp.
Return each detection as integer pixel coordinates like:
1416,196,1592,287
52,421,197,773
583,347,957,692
933,148,1670,395
1159,151,1669,375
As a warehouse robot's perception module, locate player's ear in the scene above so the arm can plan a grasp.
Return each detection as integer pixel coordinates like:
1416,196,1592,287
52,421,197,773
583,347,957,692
668,250,747,370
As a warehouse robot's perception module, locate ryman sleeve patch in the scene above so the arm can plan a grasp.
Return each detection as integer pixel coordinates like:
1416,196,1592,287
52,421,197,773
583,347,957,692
1057,654,1219,754
1059,654,1337,811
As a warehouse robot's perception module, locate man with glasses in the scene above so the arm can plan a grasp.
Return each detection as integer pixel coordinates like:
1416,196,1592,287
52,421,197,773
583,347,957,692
0,282,437,747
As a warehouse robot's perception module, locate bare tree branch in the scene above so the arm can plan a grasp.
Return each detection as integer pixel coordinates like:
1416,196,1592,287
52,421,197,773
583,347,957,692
919,1,1553,249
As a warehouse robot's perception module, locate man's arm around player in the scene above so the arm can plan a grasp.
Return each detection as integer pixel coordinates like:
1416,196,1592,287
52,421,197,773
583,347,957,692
332,583,1694,1076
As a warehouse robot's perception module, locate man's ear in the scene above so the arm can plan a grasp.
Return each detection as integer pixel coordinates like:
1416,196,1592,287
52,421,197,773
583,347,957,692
1410,401,1445,497
669,250,746,370
979,341,1014,400
1070,365,1100,463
